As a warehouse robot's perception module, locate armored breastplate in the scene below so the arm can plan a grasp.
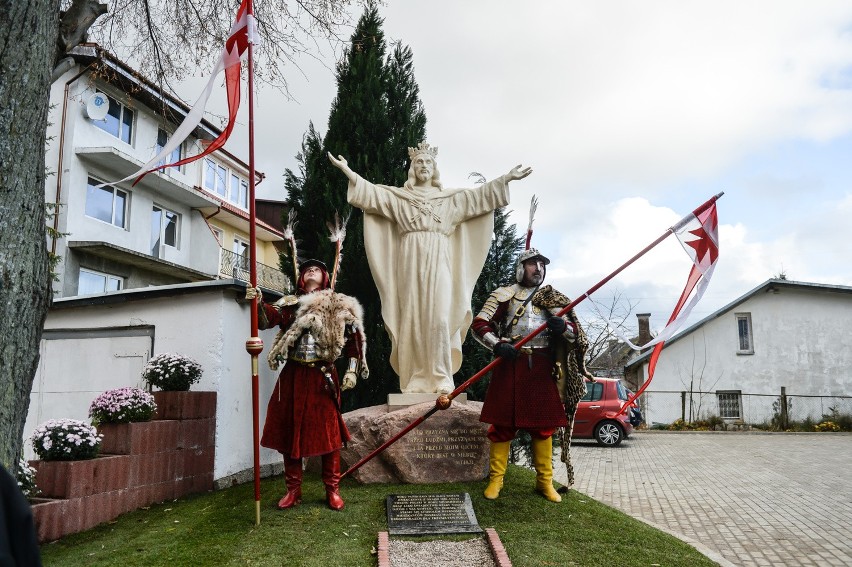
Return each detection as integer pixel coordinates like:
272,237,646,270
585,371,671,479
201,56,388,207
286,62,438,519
503,290,550,348
289,331,322,363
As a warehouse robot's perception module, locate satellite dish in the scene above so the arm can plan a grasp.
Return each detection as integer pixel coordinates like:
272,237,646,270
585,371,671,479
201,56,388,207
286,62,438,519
85,92,110,121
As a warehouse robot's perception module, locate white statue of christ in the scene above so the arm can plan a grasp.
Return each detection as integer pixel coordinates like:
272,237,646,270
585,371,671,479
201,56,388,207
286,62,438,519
329,143,531,394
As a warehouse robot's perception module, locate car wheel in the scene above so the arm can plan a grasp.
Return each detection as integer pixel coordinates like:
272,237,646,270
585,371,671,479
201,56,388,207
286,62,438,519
594,421,624,447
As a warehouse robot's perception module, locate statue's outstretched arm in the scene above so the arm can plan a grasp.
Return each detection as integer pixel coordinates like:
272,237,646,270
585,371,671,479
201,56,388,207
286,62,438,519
502,164,533,183
328,152,358,184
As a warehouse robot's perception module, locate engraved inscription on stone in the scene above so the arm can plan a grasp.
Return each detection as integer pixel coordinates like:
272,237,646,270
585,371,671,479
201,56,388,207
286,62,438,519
407,427,486,466
386,493,482,535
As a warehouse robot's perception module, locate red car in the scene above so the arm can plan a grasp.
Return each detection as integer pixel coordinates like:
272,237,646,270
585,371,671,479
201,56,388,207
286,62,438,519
572,377,639,447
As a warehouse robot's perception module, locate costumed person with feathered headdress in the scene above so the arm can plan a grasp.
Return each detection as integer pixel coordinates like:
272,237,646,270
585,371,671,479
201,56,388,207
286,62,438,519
245,216,367,511
471,197,593,502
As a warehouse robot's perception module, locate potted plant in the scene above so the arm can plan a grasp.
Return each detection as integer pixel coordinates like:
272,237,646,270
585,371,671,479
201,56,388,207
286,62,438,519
28,418,107,499
89,387,160,454
142,353,202,391
30,419,102,461
142,353,215,420
16,458,39,499
89,386,157,426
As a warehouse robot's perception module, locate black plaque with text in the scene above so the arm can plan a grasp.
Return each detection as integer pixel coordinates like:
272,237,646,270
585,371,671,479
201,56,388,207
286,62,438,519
386,493,482,535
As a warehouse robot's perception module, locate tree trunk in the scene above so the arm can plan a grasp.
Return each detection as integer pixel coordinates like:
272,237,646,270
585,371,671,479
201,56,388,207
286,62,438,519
0,0,60,470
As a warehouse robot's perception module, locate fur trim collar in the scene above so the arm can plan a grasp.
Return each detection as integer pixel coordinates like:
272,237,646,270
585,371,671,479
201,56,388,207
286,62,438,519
267,289,367,374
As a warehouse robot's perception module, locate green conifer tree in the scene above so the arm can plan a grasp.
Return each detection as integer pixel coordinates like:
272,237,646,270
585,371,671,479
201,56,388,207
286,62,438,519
283,3,427,409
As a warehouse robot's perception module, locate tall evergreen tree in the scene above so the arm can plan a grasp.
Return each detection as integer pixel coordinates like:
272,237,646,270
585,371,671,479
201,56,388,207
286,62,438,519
384,42,428,177
283,4,427,409
282,123,325,269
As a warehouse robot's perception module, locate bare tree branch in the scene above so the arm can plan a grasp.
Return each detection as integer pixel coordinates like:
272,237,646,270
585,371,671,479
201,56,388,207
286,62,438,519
56,0,359,99
57,0,109,64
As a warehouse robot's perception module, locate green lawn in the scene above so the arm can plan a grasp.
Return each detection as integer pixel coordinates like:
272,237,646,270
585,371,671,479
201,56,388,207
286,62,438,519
40,465,717,567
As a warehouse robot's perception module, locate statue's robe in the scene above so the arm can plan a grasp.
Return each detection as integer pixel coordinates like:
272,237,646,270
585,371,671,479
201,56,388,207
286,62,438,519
348,175,509,393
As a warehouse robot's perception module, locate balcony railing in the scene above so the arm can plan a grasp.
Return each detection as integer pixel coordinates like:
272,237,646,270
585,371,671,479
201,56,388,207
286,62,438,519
219,248,291,294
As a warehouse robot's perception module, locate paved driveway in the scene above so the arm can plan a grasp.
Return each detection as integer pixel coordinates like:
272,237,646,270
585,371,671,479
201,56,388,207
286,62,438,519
553,431,852,567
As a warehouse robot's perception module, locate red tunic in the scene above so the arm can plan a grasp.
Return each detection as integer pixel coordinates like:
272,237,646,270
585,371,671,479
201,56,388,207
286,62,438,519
259,302,358,459
471,301,568,430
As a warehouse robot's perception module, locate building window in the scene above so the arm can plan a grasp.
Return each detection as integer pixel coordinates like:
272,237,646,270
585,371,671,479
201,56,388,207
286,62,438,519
78,268,123,296
150,206,180,257
204,158,248,208
204,158,227,197
155,128,183,170
85,177,128,228
735,312,754,354
233,237,250,271
92,94,134,144
210,226,223,247
210,226,224,269
229,173,248,208
717,391,742,419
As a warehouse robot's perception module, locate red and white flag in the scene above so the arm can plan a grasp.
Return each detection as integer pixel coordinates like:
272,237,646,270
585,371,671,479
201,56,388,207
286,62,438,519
595,201,719,349
615,201,720,414
111,0,256,187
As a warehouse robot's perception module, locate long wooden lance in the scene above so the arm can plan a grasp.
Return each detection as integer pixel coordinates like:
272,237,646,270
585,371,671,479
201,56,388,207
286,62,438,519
242,0,264,527
341,191,724,478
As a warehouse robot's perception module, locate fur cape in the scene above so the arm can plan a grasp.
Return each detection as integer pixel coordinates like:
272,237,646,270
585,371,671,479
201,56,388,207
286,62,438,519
531,285,590,367
266,289,368,375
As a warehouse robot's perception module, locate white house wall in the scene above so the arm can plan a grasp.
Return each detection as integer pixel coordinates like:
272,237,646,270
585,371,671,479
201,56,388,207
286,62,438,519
24,283,283,482
48,65,222,297
640,286,852,425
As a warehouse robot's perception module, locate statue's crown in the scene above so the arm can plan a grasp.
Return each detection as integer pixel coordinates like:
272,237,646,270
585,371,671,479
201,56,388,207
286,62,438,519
407,142,438,160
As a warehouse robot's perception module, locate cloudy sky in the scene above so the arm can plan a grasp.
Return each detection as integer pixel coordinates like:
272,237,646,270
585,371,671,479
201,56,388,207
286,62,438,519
206,1,852,334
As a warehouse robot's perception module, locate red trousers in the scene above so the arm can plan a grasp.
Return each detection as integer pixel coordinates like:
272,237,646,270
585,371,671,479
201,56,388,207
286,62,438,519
487,425,557,443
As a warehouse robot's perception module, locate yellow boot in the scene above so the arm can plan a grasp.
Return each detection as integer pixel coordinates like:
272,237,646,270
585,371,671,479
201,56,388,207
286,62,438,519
532,436,562,503
483,441,510,500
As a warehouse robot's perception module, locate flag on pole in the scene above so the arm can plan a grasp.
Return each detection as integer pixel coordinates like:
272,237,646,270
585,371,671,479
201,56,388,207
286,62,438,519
615,200,720,414
108,0,256,187
593,201,719,349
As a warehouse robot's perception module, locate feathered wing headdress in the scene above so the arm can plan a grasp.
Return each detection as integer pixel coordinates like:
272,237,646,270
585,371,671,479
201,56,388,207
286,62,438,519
526,194,538,251
327,210,351,290
516,195,547,283
282,209,300,288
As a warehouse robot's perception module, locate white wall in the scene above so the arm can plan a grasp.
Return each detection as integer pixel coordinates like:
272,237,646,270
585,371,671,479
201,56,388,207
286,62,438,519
639,286,852,425
24,282,283,481
47,64,220,297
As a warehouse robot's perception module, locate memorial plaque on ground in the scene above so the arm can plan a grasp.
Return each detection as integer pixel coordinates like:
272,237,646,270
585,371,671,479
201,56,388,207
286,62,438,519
386,493,482,535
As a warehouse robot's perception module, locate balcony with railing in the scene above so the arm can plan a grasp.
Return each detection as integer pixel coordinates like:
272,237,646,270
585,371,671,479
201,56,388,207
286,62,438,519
219,248,291,294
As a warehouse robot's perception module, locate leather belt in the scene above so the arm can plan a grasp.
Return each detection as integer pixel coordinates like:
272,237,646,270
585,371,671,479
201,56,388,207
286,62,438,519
518,346,549,355
289,359,330,368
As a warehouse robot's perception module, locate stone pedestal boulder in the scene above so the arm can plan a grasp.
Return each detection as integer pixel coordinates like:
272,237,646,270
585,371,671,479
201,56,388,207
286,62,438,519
339,401,490,484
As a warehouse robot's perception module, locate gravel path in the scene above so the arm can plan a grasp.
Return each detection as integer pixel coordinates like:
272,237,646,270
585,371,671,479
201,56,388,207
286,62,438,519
389,537,496,567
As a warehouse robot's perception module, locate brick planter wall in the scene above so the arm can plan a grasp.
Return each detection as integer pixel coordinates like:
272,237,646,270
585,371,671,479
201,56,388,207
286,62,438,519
30,391,216,543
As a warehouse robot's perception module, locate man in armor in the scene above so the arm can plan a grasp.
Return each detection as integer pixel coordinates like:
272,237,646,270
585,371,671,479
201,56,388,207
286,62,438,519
246,259,367,511
471,249,591,502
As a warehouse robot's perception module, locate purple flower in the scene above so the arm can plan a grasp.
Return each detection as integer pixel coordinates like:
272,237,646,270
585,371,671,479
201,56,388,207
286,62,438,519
89,387,156,426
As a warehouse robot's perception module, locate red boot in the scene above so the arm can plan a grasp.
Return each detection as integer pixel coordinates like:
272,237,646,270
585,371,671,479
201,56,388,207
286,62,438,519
277,455,303,509
322,451,344,511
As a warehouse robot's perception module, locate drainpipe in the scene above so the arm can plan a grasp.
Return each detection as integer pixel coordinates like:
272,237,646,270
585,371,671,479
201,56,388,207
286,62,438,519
51,61,94,256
